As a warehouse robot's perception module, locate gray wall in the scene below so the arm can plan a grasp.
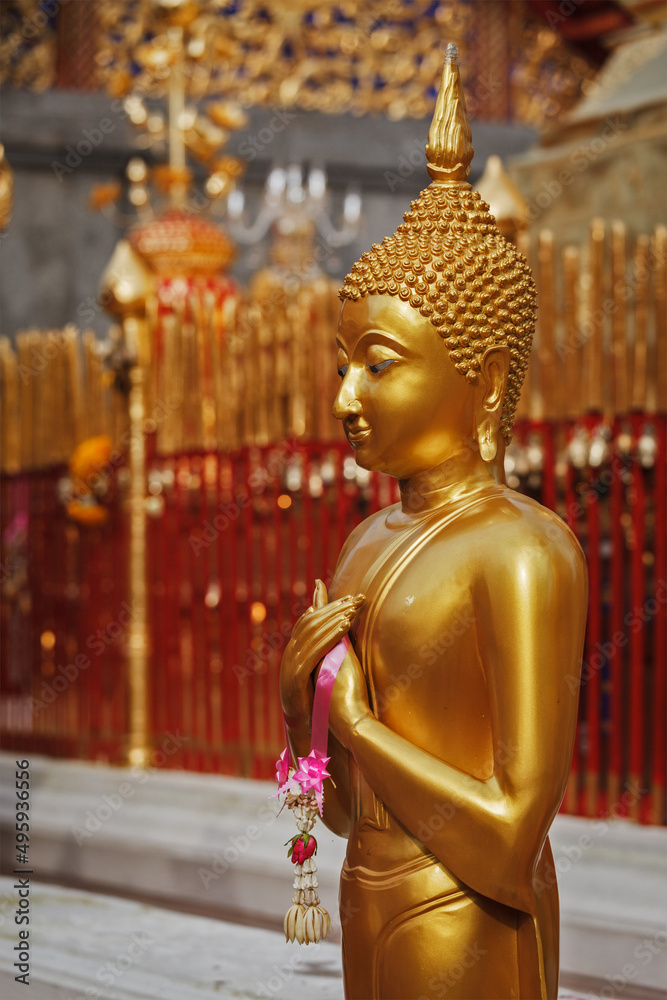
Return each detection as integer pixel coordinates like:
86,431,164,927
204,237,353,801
0,88,536,338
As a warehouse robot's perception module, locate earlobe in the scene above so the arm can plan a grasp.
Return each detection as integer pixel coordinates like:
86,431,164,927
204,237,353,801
477,419,497,463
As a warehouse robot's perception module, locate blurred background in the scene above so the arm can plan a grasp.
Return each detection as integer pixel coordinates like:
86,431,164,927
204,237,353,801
0,1,665,998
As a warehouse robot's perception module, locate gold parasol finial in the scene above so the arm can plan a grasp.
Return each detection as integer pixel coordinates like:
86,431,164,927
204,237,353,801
425,43,474,184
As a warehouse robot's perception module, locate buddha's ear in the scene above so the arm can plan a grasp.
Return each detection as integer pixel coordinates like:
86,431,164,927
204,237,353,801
475,345,509,463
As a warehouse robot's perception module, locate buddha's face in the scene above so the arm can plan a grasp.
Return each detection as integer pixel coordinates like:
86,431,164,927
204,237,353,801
333,295,477,479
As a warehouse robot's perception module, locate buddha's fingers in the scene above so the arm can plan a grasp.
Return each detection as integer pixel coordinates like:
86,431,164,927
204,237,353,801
291,596,362,651
313,578,328,610
281,595,364,726
302,579,328,618
298,614,358,674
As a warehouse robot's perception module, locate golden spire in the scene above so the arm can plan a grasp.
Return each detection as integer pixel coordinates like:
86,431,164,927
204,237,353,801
425,43,474,184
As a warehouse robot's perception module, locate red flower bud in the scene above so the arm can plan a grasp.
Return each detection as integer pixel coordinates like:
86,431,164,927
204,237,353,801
301,836,317,860
289,834,316,864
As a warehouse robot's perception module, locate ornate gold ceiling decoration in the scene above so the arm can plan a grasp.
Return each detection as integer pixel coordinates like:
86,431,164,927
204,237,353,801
1,0,598,126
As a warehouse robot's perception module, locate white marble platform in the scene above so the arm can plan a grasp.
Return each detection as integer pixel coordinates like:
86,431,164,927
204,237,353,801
0,753,665,995
0,878,343,1000
0,878,656,1000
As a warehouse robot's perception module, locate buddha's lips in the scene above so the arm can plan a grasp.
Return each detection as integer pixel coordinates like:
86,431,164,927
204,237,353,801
345,422,371,445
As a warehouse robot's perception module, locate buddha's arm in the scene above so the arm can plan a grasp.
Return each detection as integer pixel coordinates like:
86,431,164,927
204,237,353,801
342,531,588,914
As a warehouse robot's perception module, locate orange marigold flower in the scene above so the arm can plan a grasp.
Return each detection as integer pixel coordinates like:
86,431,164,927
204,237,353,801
69,436,113,485
66,500,109,527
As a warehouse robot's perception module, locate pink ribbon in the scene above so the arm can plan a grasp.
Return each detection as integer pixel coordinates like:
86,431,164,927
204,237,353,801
310,636,350,757
275,747,292,788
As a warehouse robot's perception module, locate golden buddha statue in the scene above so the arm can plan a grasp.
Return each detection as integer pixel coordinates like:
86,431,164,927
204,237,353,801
280,44,587,1000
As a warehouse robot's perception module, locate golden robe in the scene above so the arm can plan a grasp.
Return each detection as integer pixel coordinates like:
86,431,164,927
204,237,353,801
325,485,585,999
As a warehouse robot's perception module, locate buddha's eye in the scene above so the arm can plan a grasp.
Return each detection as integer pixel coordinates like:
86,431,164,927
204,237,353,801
337,364,349,378
368,359,394,375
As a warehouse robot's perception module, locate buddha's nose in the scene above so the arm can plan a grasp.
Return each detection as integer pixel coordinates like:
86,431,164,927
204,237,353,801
333,377,363,421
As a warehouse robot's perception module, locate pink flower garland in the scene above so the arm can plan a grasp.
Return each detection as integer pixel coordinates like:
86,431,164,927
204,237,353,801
275,637,350,945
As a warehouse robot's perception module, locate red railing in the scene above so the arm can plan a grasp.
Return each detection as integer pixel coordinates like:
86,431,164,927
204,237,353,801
0,465,130,761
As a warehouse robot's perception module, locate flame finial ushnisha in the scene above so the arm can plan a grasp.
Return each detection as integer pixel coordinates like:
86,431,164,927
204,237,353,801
425,42,474,183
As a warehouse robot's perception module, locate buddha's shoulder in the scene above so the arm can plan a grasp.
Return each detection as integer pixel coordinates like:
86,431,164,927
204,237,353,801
447,486,587,578
338,488,586,577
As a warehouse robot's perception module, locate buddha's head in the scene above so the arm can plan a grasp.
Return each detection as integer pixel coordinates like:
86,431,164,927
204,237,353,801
334,45,536,479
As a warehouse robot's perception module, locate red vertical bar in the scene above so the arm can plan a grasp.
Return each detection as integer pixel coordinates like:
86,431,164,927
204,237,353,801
28,473,42,754
561,420,582,815
39,473,49,754
628,414,646,821
585,441,602,818
45,471,62,755
85,519,102,759
64,472,82,759
609,420,626,812
163,459,179,765
217,453,240,772
563,425,579,531
301,444,313,592
541,422,557,514
271,448,284,762
0,475,11,745
650,415,666,823
257,447,271,777
199,455,215,772
110,469,128,763
229,452,243,769
215,453,229,769
320,448,332,587
289,449,300,601
100,503,115,762
148,461,162,752
242,447,255,777
184,453,202,772
370,467,381,516
172,457,189,769
77,513,89,757
335,446,347,557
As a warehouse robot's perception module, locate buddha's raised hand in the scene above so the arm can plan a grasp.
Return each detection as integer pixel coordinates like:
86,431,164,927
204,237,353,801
279,579,365,732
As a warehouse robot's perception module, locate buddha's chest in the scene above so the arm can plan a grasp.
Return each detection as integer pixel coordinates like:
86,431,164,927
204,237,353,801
331,519,492,772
